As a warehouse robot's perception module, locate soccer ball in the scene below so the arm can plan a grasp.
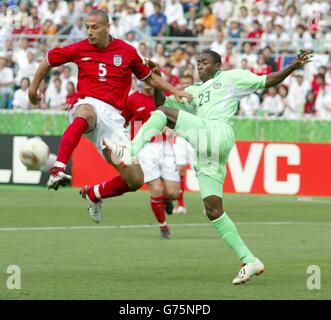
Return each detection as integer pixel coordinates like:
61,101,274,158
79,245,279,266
19,137,50,170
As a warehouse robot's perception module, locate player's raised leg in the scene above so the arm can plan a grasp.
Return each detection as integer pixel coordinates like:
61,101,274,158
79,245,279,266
80,154,144,223
103,107,178,164
48,104,96,190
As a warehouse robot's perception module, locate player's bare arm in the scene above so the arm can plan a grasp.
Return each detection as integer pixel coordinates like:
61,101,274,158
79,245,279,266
265,50,313,88
145,59,166,107
144,71,192,103
28,58,51,105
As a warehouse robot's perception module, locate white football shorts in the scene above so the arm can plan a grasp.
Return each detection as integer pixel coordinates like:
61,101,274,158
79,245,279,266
68,97,130,157
138,140,180,183
173,136,195,166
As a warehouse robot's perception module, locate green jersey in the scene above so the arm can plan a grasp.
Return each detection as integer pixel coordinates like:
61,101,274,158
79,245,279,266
164,69,266,124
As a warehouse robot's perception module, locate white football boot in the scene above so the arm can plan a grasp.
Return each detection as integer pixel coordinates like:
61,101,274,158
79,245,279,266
173,206,187,214
47,167,72,190
102,137,133,166
232,258,265,285
80,186,102,224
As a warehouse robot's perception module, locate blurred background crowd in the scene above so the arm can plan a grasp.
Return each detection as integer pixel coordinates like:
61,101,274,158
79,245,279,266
0,0,331,119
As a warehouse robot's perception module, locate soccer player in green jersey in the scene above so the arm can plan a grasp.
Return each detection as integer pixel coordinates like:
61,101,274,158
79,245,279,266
104,49,313,284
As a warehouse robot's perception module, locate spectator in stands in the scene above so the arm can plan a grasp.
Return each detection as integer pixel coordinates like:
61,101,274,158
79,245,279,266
181,0,199,19
0,55,14,109
60,65,77,93
42,19,58,35
13,77,31,110
262,87,284,117
125,31,139,49
325,63,331,87
227,17,244,47
142,0,157,18
239,92,260,117
15,48,38,86
110,16,126,39
260,21,276,50
239,6,252,31
311,73,326,99
292,24,313,51
251,55,272,76
301,0,320,20
212,0,233,22
273,24,290,52
147,3,167,36
24,15,42,42
45,77,66,110
239,42,257,68
247,20,263,48
266,6,283,26
304,90,316,116
138,41,151,59
283,4,299,34
135,16,152,41
170,47,187,71
315,84,331,119
57,15,71,36
151,42,167,67
65,81,76,107
161,62,180,88
261,46,277,72
240,58,249,70
200,6,216,34
122,6,143,32
164,0,184,26
42,0,66,26
222,41,238,70
172,18,194,44
279,84,301,119
287,70,310,117
69,17,85,42
210,30,227,57
250,6,265,27
12,38,30,72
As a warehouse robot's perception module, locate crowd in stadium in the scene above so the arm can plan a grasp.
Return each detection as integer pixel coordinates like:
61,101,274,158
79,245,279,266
0,0,331,119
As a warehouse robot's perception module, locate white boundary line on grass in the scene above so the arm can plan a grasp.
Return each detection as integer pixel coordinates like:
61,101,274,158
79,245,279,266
0,221,330,232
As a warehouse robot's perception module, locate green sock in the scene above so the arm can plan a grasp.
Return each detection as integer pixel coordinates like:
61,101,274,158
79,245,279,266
212,213,256,264
130,110,167,157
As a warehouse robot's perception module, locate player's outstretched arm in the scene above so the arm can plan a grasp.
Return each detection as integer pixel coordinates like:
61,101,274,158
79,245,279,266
144,72,192,103
28,59,51,105
265,50,313,88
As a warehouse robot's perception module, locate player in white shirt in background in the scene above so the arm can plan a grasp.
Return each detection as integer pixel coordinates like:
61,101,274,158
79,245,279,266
315,85,331,119
287,70,310,118
0,55,14,109
13,78,32,110
239,92,260,117
172,73,195,214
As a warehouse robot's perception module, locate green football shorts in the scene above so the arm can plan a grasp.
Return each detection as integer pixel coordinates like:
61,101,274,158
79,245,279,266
174,110,235,199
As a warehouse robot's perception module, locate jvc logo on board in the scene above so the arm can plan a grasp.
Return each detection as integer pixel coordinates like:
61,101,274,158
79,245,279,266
186,143,301,195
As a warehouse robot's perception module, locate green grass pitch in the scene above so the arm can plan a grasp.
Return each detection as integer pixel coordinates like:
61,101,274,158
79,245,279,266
0,185,330,300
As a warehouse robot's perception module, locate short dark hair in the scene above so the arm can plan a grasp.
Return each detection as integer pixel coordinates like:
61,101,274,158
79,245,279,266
88,9,109,24
201,49,222,64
